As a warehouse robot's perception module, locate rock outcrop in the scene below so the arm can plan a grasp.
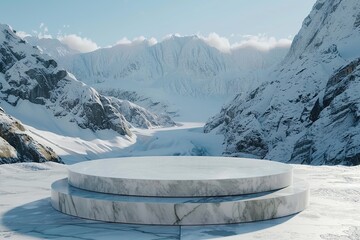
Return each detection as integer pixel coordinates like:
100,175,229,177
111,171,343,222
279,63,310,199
0,107,61,164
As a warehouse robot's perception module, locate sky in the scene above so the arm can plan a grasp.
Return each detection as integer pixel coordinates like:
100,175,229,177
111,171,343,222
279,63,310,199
1,0,316,52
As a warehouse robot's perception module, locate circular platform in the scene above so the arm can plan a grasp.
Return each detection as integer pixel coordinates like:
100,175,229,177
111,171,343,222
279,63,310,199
68,156,293,197
51,178,309,225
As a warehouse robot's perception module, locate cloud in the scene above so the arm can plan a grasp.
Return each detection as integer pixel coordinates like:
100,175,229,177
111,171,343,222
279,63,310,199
16,23,98,53
199,33,231,53
116,37,132,45
58,34,98,53
32,23,52,39
132,36,146,43
38,32,52,39
114,36,158,46
232,34,292,51
162,33,182,40
16,31,31,39
148,37,158,46
18,23,291,54
198,33,292,52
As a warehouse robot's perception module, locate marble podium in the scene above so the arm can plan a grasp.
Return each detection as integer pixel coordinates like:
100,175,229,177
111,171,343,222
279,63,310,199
51,156,309,225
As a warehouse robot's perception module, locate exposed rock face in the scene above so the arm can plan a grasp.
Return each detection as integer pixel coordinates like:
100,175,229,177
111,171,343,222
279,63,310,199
205,0,360,165
289,59,360,165
0,24,174,138
0,107,61,164
98,89,178,118
108,97,175,129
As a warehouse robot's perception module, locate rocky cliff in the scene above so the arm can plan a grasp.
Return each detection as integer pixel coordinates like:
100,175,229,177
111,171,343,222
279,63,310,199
0,107,61,164
205,0,360,165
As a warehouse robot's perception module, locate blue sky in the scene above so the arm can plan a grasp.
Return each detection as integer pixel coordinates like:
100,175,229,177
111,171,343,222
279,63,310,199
1,0,316,51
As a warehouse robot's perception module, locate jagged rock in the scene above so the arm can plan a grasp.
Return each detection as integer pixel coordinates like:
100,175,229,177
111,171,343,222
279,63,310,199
0,107,62,164
108,97,175,128
98,89,179,118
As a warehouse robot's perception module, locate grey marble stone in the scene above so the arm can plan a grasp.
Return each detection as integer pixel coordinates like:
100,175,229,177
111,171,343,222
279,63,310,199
51,178,309,225
68,156,293,197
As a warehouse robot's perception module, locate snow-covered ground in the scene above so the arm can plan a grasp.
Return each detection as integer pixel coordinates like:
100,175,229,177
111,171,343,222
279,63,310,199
22,121,223,165
0,162,359,239
1,94,358,239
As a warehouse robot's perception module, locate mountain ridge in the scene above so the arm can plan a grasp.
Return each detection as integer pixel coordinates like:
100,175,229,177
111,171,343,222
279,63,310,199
30,34,289,99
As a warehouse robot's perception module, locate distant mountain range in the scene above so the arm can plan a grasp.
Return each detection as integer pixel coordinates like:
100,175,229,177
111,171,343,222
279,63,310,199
24,34,288,121
26,35,288,98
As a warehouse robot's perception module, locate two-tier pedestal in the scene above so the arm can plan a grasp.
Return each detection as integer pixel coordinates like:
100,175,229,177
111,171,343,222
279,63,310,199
51,156,309,225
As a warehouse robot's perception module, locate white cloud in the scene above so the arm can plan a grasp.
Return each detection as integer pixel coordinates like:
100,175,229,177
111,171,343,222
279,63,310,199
58,34,98,53
16,31,31,39
114,36,158,47
116,37,132,45
38,32,52,39
199,32,231,53
162,33,182,41
147,37,158,46
18,23,291,54
132,36,146,43
33,23,52,39
232,34,292,51
161,32,291,53
16,23,98,53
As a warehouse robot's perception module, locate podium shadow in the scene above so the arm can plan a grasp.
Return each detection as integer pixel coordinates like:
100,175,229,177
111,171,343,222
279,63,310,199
1,198,295,240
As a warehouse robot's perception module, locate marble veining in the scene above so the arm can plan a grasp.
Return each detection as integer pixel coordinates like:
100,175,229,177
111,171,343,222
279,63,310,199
68,156,293,197
51,178,309,225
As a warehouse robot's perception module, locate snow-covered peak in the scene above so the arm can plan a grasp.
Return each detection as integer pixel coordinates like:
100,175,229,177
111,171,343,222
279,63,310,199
205,0,360,165
287,0,360,62
52,32,289,108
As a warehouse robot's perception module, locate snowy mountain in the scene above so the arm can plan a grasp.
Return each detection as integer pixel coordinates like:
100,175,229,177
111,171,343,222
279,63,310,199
0,107,61,164
0,24,174,140
205,0,360,165
57,36,288,98
9,36,283,120
25,35,285,121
